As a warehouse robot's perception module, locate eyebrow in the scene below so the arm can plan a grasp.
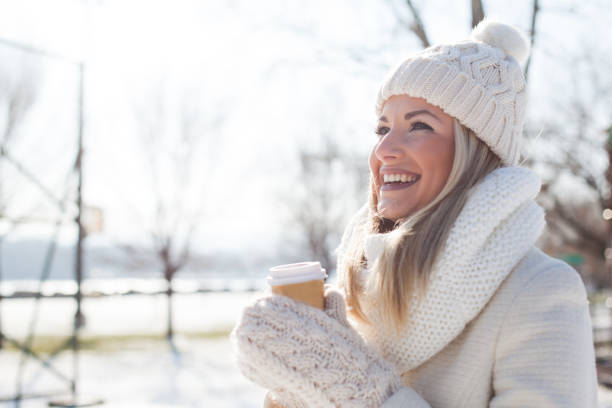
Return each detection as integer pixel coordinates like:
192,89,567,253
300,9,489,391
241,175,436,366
378,109,441,123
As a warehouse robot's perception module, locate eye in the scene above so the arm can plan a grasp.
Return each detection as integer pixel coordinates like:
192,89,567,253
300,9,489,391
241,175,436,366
410,121,433,131
374,126,389,137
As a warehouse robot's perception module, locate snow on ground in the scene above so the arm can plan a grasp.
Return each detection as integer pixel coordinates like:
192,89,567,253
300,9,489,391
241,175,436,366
0,336,267,407
2,291,612,407
1,290,267,407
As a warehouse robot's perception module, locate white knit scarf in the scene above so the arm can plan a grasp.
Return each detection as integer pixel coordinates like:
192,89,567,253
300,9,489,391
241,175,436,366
339,166,546,374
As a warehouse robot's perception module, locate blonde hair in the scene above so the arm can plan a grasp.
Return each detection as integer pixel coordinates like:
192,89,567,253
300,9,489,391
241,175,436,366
339,119,504,331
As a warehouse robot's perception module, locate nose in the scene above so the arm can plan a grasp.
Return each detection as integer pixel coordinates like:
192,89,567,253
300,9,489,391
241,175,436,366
374,130,405,163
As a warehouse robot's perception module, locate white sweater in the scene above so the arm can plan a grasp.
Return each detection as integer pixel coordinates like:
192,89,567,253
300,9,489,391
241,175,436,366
380,246,598,407
336,166,599,407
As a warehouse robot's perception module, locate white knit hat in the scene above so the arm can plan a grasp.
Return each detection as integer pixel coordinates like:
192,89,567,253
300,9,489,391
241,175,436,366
375,19,531,166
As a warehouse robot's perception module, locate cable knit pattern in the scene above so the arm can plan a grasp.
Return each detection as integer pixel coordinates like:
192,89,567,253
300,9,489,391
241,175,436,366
375,19,529,166
230,288,402,408
347,166,546,373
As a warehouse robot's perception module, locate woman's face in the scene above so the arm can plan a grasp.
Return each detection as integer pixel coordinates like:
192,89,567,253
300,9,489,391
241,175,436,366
369,95,455,221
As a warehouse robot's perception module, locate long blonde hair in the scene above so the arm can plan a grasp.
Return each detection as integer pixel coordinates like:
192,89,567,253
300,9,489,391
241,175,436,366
339,119,504,330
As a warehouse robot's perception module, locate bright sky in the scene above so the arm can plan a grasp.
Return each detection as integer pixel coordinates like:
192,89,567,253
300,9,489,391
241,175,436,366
0,0,610,260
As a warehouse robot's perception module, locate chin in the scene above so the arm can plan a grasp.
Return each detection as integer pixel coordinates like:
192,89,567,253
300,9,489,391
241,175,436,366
377,199,414,219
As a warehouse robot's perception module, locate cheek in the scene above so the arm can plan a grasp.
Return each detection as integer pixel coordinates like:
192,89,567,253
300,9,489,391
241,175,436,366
424,137,454,186
428,133,454,159
440,135,455,168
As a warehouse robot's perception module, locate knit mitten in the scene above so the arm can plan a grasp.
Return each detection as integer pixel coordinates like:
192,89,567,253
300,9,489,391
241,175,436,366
230,286,402,408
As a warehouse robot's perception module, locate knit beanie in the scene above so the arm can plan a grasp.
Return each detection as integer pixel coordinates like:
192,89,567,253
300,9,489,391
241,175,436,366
375,19,531,166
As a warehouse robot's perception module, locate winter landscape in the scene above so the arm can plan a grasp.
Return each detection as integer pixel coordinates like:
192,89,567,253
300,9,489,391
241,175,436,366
2,0,612,406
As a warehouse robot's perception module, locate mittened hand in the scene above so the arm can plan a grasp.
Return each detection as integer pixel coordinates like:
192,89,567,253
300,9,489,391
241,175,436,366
230,285,402,408
322,284,353,328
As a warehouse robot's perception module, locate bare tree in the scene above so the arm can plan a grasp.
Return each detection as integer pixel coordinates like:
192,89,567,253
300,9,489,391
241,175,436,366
283,129,368,275
124,81,222,343
521,51,612,288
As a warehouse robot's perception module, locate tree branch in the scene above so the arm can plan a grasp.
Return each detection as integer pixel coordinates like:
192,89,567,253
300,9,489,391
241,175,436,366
404,0,430,48
524,0,540,81
471,0,485,28
550,196,606,257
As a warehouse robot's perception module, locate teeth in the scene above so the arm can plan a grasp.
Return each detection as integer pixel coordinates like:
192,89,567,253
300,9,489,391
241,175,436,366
382,173,418,184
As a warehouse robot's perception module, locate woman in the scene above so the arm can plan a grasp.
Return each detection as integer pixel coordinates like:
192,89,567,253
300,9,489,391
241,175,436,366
231,19,599,407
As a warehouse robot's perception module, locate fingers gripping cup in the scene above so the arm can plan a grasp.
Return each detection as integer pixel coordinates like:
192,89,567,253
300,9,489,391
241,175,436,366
264,262,327,407
267,262,327,310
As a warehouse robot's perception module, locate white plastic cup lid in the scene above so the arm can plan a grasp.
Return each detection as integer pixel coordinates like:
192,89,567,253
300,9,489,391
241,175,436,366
267,261,327,286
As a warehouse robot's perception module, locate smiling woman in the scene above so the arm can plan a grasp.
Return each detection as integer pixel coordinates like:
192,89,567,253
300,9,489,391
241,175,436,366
232,18,599,408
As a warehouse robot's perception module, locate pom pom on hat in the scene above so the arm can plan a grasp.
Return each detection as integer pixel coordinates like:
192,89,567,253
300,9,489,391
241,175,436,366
471,19,530,65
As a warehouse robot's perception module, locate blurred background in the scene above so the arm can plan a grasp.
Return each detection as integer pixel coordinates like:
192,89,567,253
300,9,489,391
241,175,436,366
1,0,612,406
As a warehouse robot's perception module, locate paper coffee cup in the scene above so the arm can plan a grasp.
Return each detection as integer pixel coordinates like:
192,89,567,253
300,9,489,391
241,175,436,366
267,262,327,310
263,262,327,407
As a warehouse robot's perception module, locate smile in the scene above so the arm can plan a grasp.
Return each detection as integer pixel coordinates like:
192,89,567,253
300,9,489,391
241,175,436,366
380,174,421,191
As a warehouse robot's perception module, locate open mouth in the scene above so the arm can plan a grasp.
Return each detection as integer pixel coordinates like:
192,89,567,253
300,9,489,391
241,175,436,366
381,173,421,191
